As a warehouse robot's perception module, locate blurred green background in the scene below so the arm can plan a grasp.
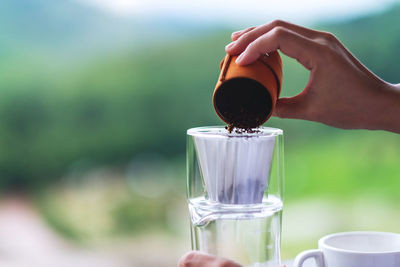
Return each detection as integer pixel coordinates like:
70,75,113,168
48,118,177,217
0,1,399,266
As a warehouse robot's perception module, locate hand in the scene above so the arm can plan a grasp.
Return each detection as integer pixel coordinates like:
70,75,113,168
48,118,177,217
225,20,400,133
179,251,242,267
179,251,287,267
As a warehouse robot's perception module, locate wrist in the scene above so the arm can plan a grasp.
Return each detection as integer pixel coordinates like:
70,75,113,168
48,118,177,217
373,82,400,133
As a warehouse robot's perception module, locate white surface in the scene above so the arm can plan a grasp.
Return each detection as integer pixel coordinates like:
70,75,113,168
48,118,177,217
293,232,400,267
323,231,400,252
285,259,315,267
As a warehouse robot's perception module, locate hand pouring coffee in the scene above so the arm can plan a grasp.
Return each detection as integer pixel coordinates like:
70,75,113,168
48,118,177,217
213,52,283,131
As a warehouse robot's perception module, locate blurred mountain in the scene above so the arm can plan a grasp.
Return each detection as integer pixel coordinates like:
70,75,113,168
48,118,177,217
0,0,398,81
320,5,400,83
0,0,218,66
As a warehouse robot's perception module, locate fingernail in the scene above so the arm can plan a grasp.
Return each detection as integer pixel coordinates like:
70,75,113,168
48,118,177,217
225,41,236,50
236,53,244,64
232,30,242,36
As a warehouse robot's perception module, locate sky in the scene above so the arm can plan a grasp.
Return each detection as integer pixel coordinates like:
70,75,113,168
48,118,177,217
79,0,398,26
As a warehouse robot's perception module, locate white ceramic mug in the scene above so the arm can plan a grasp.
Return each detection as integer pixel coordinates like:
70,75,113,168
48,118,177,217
293,231,400,267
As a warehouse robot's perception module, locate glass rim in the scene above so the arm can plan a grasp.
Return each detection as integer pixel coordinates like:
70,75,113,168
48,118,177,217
187,126,283,138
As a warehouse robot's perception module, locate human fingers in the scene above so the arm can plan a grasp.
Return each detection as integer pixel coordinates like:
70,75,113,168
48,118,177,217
179,251,242,267
231,21,366,76
231,26,255,41
226,20,324,55
235,27,318,70
273,94,310,120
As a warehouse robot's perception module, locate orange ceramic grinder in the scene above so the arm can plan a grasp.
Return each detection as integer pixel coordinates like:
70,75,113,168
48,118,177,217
213,52,283,129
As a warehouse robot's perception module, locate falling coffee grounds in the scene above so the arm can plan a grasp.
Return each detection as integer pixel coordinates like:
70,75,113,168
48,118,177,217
214,77,272,133
225,124,260,134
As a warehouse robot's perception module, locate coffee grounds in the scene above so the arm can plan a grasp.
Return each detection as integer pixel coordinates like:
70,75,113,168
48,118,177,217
214,78,272,133
225,124,260,134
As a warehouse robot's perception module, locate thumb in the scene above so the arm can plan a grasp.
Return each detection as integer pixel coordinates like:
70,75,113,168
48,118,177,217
273,94,308,119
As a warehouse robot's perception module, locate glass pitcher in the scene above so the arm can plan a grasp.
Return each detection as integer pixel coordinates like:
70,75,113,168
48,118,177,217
186,126,284,267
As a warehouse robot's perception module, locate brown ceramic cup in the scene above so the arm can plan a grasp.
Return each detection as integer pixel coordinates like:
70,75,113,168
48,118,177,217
213,52,283,128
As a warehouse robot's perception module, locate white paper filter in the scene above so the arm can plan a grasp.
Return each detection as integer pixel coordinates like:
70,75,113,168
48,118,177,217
194,131,275,204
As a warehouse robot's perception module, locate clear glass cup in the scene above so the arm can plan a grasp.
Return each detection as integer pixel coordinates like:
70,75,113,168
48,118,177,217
186,126,284,267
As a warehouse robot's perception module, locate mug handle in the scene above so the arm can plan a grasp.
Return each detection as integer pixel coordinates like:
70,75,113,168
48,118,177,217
293,249,325,267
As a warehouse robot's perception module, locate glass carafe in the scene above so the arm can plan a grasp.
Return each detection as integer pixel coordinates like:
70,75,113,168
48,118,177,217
186,126,284,267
